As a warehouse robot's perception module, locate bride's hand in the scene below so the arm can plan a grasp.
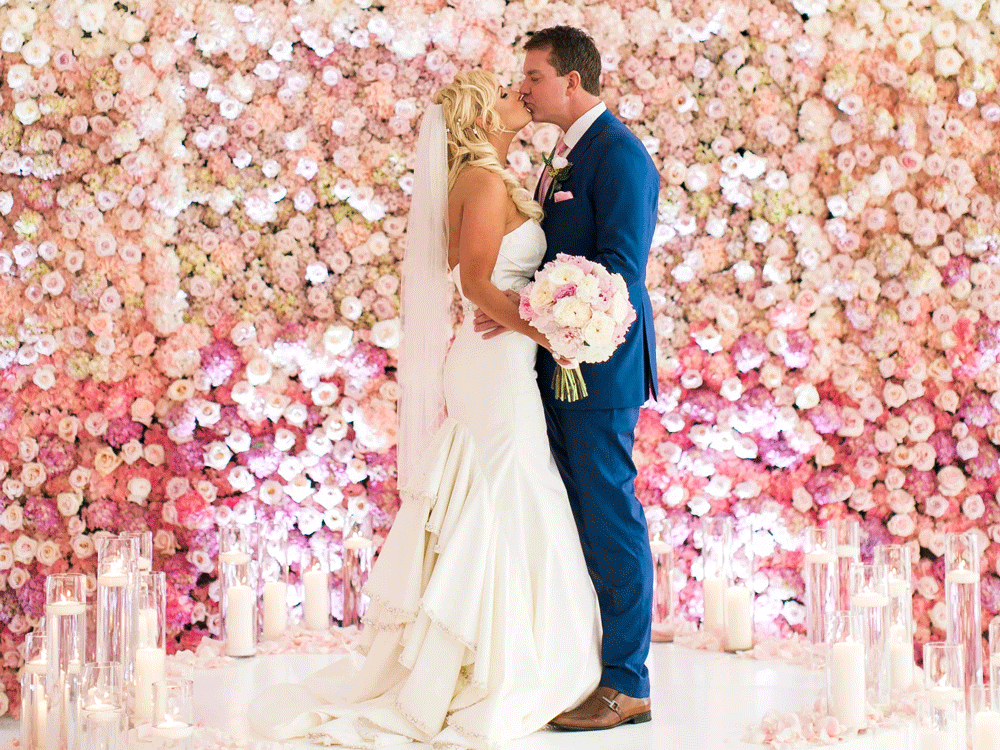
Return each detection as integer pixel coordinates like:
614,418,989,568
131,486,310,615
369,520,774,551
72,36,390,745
473,290,520,339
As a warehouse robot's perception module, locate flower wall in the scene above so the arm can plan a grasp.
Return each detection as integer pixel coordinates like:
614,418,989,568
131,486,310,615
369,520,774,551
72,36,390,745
0,0,999,717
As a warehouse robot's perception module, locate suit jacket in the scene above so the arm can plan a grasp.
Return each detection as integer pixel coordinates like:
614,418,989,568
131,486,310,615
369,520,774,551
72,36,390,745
535,109,660,410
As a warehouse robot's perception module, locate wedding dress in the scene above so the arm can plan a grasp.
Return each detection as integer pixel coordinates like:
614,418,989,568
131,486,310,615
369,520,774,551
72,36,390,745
251,219,602,749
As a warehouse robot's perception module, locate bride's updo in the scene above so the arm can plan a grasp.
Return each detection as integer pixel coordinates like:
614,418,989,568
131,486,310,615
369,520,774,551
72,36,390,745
433,71,542,221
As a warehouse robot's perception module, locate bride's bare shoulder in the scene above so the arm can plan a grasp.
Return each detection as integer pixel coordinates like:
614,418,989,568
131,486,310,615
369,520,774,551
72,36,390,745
452,167,506,207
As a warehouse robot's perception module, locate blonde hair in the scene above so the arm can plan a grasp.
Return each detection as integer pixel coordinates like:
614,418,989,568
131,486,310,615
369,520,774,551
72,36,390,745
433,71,542,221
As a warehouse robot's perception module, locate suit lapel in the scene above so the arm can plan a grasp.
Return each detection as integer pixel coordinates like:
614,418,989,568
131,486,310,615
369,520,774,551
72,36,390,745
563,109,614,164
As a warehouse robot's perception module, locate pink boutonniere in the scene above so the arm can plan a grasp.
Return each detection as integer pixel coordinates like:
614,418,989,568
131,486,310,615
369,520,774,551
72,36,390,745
541,144,573,201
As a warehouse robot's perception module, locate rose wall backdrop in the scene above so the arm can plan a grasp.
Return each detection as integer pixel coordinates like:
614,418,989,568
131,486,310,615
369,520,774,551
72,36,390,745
0,0,998,717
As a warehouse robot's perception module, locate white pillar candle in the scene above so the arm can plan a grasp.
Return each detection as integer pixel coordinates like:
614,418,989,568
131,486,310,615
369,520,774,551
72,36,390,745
724,585,753,651
45,600,86,616
302,570,330,630
804,550,835,565
976,710,1000,750
97,572,128,587
829,640,866,729
133,646,166,724
224,584,255,656
137,607,158,648
262,580,288,640
703,577,725,635
920,729,953,750
837,544,860,558
889,641,913,691
33,691,47,748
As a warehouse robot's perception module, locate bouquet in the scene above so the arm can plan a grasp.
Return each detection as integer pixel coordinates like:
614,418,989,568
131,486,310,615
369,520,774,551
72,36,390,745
519,254,636,402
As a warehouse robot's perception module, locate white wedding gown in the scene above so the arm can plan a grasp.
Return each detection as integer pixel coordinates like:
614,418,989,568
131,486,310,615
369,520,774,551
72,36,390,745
251,219,602,749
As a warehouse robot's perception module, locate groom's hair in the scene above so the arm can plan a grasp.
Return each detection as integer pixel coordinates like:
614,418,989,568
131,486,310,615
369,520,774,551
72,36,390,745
524,26,601,96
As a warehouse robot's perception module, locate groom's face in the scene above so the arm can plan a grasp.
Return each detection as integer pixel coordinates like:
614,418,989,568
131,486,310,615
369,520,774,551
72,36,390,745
520,48,567,125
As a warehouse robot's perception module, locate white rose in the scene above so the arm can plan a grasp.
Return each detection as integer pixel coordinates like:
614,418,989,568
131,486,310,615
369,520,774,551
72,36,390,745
311,382,339,406
937,465,967,496
227,466,255,493
204,442,232,470
935,48,964,77
8,568,28,589
70,534,95,559
12,535,37,564
528,280,555,309
0,545,12,570
36,540,60,567
244,356,272,386
127,477,152,503
323,325,353,355
552,297,592,327
0,505,23,532
225,429,251,453
20,462,46,488
13,100,40,126
371,318,401,349
583,312,615,351
78,2,106,32
56,492,83,516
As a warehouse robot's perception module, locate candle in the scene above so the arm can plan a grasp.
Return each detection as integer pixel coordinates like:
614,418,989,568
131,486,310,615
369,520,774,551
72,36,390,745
850,591,888,608
219,551,251,565
82,702,123,724
151,718,194,739
24,658,46,675
975,710,1000,750
649,539,671,555
702,577,725,635
224,584,255,656
97,572,128,587
837,544,859,558
262,580,287,640
33,692,47,748
133,646,166,723
45,600,85,616
888,578,909,598
889,641,913,691
927,685,963,709
919,729,953,750
302,569,330,630
804,550,835,565
343,536,373,551
137,607,158,648
829,639,865,728
138,556,152,572
946,568,978,585
724,585,753,651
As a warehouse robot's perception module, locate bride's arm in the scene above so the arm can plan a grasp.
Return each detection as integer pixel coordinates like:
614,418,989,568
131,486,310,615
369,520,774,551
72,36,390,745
456,169,550,349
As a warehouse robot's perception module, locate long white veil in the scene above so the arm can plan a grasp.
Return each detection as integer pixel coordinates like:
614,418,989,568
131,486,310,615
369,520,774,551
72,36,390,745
397,103,451,492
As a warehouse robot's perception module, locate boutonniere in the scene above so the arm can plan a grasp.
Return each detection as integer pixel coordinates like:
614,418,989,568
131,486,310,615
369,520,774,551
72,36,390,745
542,144,573,201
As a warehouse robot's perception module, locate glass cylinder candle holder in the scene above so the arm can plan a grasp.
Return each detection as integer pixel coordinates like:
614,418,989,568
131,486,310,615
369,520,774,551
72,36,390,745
119,531,153,572
923,642,966,750
650,521,675,643
804,526,837,651
20,630,47,750
342,511,374,629
946,532,983,698
46,573,87,750
133,572,166,726
218,521,258,658
96,536,139,688
724,528,755,652
259,519,290,641
874,544,915,693
989,619,1000,718
825,610,866,730
832,517,860,611
700,516,732,638
971,685,1000,750
300,543,331,631
850,562,890,709
151,678,194,750
81,663,128,750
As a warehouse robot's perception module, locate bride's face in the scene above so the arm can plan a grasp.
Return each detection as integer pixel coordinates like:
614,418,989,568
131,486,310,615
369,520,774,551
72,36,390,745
492,84,531,133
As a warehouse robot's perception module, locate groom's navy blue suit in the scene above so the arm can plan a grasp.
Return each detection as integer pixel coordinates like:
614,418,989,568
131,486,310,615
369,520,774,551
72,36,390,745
535,109,659,699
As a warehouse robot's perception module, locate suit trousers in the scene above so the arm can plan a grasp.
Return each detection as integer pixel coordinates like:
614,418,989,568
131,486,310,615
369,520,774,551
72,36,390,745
542,400,653,698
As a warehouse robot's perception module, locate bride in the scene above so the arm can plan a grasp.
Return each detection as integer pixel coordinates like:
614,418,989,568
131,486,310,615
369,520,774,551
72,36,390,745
251,72,602,748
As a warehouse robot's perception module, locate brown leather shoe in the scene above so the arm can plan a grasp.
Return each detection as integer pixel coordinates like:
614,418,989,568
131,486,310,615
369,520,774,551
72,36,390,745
549,686,651,731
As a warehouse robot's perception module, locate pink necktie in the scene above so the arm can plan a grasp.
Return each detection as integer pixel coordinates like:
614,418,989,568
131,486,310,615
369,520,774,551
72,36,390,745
538,139,568,202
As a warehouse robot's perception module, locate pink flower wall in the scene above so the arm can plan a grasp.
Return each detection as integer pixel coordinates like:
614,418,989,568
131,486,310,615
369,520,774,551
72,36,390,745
0,0,998,716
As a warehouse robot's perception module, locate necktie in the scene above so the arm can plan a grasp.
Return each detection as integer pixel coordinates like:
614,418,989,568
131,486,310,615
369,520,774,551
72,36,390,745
538,138,568,202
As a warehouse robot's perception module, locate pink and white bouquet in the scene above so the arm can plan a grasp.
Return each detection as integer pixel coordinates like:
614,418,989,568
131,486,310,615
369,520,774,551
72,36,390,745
519,253,636,402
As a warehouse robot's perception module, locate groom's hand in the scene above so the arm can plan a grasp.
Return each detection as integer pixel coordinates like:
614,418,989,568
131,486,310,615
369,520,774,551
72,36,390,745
472,290,519,339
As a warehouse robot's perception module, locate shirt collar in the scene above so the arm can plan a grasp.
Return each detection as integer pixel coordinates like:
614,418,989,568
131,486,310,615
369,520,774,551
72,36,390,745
561,102,606,151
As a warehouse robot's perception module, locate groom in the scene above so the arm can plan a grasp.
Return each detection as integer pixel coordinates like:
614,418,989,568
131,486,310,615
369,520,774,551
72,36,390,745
480,26,660,730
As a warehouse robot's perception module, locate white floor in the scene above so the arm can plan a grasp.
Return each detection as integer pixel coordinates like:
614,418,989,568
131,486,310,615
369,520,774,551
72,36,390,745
0,643,911,748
